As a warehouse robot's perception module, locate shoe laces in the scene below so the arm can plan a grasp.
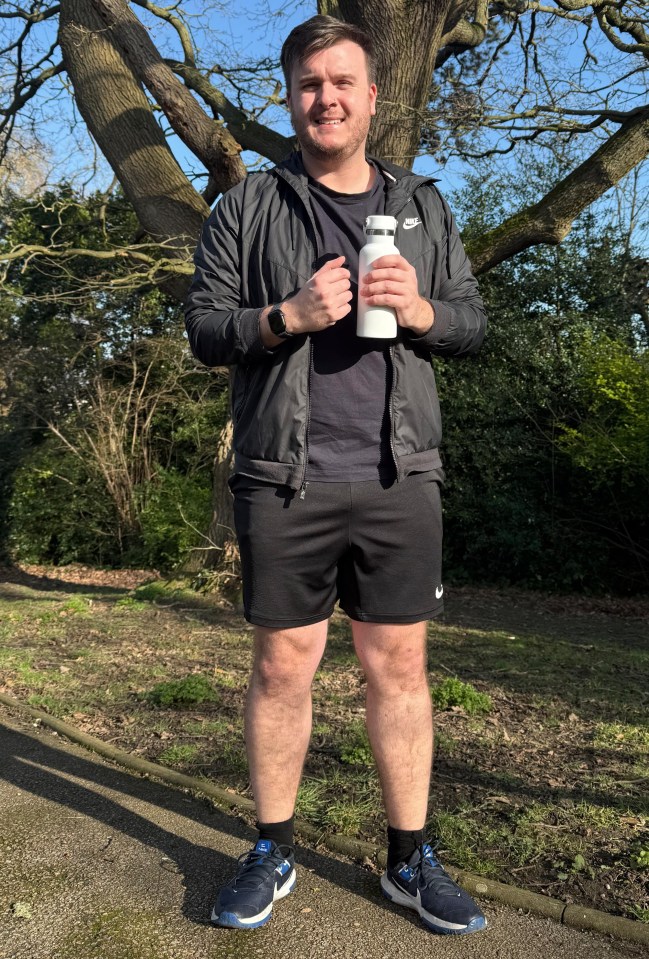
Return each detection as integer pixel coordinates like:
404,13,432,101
233,844,288,890
416,843,461,897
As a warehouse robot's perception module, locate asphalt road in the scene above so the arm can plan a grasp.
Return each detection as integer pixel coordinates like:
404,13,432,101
0,708,644,959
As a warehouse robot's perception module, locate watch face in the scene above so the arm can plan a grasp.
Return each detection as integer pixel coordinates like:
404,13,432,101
269,307,287,336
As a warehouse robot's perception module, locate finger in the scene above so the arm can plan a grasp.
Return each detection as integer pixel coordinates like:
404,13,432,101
369,254,409,269
366,267,413,283
313,275,351,297
332,302,353,320
314,278,351,299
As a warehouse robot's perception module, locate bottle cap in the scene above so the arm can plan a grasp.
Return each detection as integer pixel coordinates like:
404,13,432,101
364,215,397,234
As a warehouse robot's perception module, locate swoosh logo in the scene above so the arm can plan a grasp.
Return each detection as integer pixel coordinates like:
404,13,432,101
403,219,421,230
435,585,444,599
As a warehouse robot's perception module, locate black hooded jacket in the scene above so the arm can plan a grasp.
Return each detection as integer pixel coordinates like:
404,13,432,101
184,152,487,492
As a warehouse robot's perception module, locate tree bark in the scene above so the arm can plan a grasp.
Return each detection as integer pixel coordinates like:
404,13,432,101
207,419,235,565
59,0,208,300
319,0,454,167
90,0,247,196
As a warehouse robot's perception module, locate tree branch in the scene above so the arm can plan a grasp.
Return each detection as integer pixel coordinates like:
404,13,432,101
90,0,247,193
130,0,196,67
469,106,649,273
168,59,294,164
0,4,61,21
437,0,489,67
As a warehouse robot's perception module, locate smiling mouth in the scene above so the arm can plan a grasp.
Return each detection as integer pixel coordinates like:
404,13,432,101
316,118,343,125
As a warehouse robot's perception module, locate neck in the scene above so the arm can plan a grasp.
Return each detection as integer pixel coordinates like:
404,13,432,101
301,150,374,194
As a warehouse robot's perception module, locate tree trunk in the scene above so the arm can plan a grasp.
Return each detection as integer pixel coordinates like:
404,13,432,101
319,0,454,168
59,1,240,575
59,0,208,300
207,419,235,564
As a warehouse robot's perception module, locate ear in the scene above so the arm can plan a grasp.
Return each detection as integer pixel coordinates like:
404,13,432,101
369,83,377,117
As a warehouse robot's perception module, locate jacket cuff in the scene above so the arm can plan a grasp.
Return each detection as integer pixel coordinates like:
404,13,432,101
236,308,277,360
406,299,453,347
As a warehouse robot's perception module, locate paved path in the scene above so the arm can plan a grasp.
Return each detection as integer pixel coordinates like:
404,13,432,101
0,707,644,959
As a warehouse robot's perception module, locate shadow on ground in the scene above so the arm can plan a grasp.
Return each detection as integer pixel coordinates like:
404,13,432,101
0,719,383,927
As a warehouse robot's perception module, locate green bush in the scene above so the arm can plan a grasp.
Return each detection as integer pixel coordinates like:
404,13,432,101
8,440,120,566
137,468,212,569
144,675,219,708
431,677,492,715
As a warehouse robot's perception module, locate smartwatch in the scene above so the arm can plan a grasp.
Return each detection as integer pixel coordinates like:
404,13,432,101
267,305,295,339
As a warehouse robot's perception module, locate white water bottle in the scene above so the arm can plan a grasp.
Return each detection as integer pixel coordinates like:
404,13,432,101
357,215,399,338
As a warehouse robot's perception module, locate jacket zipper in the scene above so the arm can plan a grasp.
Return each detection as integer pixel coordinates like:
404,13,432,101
276,169,321,500
386,190,416,483
388,344,398,479
299,338,313,499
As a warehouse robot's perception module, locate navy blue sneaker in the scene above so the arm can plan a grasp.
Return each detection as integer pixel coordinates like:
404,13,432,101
211,839,296,929
381,843,487,935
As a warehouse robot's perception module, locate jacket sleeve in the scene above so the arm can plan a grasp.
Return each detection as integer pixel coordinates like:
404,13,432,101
409,190,487,357
184,185,275,367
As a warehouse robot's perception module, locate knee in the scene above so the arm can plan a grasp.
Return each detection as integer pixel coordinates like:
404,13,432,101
362,646,428,696
251,631,322,700
253,653,302,698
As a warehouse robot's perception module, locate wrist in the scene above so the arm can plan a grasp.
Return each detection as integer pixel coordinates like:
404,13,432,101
259,306,284,348
407,298,435,336
280,299,302,335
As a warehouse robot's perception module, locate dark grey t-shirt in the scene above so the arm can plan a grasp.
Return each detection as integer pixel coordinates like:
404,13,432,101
306,168,395,482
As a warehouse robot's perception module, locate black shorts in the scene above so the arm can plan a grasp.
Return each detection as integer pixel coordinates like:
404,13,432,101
231,472,444,628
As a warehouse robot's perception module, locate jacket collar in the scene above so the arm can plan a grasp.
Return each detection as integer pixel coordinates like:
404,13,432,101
274,151,436,199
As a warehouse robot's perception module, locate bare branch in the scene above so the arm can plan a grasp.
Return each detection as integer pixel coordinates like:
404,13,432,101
130,0,196,67
596,5,649,56
0,4,61,21
437,0,489,66
0,58,65,146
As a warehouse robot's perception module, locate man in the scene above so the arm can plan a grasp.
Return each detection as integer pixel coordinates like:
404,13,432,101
185,14,487,936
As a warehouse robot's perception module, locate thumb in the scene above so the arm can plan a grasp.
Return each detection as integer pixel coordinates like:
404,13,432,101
319,255,346,273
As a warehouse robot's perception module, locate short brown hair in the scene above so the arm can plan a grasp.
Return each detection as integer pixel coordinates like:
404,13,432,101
280,15,376,93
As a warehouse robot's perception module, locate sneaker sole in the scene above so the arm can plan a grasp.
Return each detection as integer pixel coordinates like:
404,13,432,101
380,873,487,935
211,868,296,929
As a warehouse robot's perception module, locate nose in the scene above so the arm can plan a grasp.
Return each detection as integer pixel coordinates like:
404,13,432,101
316,82,338,109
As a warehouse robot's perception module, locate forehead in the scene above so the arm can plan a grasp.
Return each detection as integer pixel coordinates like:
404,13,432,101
292,39,370,83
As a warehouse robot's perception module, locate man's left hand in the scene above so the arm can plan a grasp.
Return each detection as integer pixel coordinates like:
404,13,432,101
361,255,434,335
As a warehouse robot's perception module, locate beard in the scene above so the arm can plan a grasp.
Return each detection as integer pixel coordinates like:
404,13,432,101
290,108,372,163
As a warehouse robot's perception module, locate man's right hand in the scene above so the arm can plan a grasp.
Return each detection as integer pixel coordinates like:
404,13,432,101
259,256,351,348
282,255,352,334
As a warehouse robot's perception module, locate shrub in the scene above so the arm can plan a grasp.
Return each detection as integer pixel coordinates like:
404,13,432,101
144,675,219,708
431,677,492,715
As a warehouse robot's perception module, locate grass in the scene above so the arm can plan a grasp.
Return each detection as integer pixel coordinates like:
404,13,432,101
158,744,201,766
1,568,648,923
339,721,374,766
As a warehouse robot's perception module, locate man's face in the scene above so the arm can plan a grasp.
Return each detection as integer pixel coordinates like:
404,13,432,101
287,40,377,164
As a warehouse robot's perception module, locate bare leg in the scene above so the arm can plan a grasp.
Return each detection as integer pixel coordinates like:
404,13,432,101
245,621,329,823
352,620,432,829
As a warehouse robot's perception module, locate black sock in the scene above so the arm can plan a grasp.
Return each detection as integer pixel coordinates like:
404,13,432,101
257,816,295,851
387,825,425,869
